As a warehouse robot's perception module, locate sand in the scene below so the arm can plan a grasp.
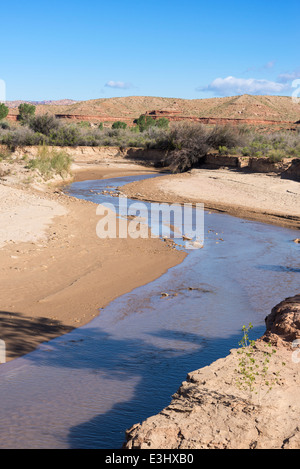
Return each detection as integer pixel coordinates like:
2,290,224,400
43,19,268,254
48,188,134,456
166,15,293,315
0,185,67,248
121,168,300,229
0,165,185,361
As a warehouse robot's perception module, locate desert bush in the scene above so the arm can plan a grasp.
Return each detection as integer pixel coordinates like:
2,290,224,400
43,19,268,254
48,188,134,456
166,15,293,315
163,122,210,172
0,126,47,150
49,125,81,146
27,145,72,179
0,120,10,130
267,149,286,162
29,114,61,136
206,125,245,150
238,130,300,160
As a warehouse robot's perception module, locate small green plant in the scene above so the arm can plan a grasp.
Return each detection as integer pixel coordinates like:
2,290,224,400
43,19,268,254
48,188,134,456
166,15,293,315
218,145,229,155
235,323,280,403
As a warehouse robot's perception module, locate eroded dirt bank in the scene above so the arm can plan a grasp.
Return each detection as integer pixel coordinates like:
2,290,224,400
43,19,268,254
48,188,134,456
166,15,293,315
124,294,300,449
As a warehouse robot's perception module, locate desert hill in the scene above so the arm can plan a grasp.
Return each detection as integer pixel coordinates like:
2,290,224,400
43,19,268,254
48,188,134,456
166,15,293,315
7,95,300,124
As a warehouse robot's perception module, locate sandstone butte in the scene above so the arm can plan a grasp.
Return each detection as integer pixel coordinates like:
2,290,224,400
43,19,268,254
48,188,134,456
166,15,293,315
124,294,300,450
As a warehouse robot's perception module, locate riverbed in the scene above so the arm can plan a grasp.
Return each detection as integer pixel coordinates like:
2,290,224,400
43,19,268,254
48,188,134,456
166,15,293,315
0,173,299,449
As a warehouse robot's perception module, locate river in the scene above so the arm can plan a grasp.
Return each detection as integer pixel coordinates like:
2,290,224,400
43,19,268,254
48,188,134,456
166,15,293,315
0,173,299,448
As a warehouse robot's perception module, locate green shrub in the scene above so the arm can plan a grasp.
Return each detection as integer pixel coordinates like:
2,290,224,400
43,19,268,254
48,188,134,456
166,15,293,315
49,125,80,146
27,145,72,179
134,114,156,132
130,125,140,133
134,114,169,132
0,126,47,150
155,118,169,129
29,114,60,136
0,103,9,121
267,149,286,162
18,103,36,123
112,121,127,129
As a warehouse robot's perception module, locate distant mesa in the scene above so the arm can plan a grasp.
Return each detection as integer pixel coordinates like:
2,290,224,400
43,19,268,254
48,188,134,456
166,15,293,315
6,99,77,108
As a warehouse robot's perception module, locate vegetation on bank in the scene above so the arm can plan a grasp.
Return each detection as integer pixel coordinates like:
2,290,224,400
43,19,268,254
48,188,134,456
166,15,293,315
0,113,172,151
26,145,72,180
160,122,300,172
0,105,299,173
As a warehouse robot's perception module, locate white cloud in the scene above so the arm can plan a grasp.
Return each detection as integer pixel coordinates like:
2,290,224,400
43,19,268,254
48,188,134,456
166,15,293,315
105,81,133,90
278,70,300,83
198,76,289,96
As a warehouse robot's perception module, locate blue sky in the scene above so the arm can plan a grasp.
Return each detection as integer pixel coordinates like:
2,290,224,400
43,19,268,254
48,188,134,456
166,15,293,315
1,0,299,101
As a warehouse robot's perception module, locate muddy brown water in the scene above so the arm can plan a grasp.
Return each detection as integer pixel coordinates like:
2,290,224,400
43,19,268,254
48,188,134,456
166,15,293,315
0,174,299,448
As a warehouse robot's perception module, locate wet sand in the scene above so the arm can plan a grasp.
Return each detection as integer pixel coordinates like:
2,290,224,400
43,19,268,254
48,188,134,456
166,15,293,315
0,166,185,361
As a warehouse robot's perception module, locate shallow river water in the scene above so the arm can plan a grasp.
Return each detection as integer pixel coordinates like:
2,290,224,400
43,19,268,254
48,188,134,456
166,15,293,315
0,174,299,448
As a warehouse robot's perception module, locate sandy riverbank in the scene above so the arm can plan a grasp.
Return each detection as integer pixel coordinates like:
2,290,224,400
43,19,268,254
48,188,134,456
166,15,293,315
121,168,300,230
0,163,185,361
